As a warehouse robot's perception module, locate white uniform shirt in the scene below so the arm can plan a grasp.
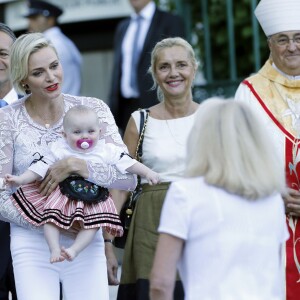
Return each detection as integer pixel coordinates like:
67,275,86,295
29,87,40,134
44,27,82,96
3,88,18,105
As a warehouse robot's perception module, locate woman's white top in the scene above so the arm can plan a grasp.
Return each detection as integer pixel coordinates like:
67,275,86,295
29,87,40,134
159,177,289,300
0,94,136,232
132,110,196,184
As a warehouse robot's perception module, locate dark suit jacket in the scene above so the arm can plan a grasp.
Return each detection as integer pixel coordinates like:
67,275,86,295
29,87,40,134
0,222,10,279
0,221,17,299
109,7,186,118
0,95,21,299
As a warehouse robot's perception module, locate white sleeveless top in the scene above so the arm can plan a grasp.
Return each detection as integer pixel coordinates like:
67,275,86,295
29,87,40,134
132,109,197,184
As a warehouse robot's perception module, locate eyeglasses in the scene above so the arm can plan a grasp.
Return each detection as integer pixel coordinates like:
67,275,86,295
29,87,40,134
270,35,300,47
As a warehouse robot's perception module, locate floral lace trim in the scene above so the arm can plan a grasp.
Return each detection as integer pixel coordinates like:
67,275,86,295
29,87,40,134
0,191,41,232
87,161,136,191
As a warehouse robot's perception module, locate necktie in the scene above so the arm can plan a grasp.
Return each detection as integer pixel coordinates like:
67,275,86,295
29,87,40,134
130,15,143,93
0,99,8,108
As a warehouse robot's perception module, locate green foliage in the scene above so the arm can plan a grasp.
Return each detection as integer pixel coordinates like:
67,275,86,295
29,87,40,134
158,0,270,82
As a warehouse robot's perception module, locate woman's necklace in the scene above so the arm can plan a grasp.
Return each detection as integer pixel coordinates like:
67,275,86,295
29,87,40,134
164,102,193,146
28,97,64,129
165,118,185,146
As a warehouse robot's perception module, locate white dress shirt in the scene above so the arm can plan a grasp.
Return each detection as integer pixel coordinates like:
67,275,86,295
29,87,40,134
121,1,155,98
3,88,19,104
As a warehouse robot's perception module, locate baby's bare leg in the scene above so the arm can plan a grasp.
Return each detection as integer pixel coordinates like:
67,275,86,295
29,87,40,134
61,228,98,261
44,223,65,263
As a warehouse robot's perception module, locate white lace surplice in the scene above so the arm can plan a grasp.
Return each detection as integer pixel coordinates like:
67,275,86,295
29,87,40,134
0,94,136,229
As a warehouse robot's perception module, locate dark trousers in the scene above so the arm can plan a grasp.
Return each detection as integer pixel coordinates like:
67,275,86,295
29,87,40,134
0,221,17,300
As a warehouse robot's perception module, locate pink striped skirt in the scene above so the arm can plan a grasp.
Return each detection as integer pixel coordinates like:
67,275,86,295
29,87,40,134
11,182,123,237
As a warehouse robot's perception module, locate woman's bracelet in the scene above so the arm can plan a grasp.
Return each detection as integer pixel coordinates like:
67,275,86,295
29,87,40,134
104,239,114,244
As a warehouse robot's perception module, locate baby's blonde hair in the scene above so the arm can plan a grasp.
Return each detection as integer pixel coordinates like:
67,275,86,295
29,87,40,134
63,105,99,130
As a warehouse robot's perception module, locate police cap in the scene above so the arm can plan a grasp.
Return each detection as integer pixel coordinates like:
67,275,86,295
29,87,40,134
24,0,63,18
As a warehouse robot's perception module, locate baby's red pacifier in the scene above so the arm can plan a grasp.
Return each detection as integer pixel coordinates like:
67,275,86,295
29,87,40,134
76,139,93,149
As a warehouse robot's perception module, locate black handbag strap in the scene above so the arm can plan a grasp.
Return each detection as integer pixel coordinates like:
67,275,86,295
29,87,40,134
135,109,149,162
134,108,149,186
139,110,146,135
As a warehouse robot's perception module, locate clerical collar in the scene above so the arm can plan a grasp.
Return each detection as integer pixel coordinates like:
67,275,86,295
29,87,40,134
272,62,300,80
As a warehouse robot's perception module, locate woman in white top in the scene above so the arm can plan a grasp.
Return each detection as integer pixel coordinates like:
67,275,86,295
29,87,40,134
114,37,199,300
0,32,136,300
150,99,289,300
3,105,159,264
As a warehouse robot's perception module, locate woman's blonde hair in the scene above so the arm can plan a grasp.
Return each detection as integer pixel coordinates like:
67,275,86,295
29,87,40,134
185,98,286,200
148,37,199,101
9,32,58,95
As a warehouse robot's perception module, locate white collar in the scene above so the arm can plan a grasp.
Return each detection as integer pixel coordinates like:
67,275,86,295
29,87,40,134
131,1,155,21
43,26,61,36
3,88,19,104
272,62,300,80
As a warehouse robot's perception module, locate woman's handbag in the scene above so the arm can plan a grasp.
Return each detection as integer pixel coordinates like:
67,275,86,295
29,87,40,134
113,109,149,249
59,175,109,204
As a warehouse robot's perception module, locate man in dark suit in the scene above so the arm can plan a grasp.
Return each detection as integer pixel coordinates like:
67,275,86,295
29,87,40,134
109,0,186,133
0,23,18,300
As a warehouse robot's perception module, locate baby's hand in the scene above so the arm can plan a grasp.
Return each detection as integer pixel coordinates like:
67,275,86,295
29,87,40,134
4,174,21,188
146,170,160,186
0,178,7,190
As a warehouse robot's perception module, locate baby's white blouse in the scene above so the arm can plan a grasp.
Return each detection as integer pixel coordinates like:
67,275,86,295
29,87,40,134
29,139,137,179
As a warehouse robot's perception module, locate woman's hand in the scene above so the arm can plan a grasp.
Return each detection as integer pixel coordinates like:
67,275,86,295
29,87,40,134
39,157,88,196
283,188,300,217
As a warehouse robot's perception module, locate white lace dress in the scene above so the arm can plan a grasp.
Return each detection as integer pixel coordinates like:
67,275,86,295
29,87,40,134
10,138,139,236
0,94,136,232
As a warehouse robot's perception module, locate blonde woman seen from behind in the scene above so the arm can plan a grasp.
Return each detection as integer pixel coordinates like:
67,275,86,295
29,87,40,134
150,99,288,300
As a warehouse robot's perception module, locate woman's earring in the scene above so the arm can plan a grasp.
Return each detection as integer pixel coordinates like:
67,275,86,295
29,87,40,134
22,83,31,94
